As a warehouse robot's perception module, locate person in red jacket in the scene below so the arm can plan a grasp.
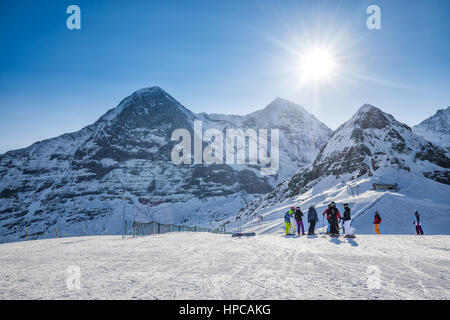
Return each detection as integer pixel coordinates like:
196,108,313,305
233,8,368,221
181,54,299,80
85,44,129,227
373,211,382,234
322,204,332,234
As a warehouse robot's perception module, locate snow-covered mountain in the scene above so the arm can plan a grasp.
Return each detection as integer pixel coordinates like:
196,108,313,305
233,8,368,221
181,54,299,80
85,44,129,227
232,104,450,234
200,97,331,182
413,106,450,151
0,87,331,241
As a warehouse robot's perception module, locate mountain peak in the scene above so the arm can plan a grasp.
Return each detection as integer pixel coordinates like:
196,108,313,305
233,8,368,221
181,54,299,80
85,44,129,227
413,105,450,148
264,97,308,114
356,103,382,114
99,86,192,123
352,104,391,130
435,106,450,117
130,86,177,103
133,86,168,97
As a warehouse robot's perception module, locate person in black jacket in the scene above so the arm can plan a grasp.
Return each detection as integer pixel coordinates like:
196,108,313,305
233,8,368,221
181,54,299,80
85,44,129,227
373,211,382,234
342,203,355,238
307,205,318,235
294,207,305,235
328,202,340,237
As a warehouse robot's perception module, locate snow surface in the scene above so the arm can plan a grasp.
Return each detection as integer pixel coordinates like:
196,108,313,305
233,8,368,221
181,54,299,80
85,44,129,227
0,233,449,300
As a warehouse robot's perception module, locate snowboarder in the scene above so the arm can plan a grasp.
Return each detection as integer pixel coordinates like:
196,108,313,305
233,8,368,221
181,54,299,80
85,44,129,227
373,211,382,234
294,207,306,235
284,207,294,235
307,205,318,235
414,211,424,235
342,203,355,238
327,202,341,237
322,204,332,234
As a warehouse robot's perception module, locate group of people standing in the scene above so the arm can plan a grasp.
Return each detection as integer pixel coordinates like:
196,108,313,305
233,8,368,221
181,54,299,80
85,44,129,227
322,202,355,238
284,203,425,237
284,202,355,238
284,206,319,236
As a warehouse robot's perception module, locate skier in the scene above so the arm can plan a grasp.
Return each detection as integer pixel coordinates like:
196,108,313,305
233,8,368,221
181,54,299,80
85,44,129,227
373,211,382,234
327,202,341,237
342,203,355,238
322,204,332,234
294,207,306,235
291,207,297,235
307,205,318,235
414,211,424,235
284,207,294,235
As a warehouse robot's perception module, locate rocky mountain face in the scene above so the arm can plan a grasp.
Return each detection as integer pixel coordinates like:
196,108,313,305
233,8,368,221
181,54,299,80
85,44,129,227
0,87,331,240
413,106,450,151
236,104,450,218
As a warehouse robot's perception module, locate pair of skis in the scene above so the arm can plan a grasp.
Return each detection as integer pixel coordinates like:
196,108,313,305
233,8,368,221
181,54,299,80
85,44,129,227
327,234,357,238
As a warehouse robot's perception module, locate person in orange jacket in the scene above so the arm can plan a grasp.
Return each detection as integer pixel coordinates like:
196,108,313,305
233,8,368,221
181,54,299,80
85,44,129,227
373,211,382,234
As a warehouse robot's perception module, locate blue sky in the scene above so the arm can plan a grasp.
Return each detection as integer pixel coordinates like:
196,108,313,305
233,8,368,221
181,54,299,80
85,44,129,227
0,0,449,153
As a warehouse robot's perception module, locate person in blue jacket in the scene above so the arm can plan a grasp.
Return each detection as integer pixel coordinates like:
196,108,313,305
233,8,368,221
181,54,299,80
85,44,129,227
307,205,318,235
284,207,294,235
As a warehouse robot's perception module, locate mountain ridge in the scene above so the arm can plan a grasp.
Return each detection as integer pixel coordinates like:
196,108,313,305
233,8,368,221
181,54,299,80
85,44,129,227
0,87,332,241
231,103,450,230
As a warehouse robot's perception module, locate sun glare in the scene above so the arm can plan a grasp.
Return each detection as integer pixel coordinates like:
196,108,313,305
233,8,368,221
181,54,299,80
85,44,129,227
299,47,336,83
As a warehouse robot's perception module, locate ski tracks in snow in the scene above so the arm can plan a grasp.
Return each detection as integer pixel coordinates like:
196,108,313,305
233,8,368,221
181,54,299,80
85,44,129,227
0,233,449,299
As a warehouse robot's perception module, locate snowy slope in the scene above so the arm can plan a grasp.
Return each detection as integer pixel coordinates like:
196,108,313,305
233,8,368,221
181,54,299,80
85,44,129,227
0,87,331,242
0,233,449,299
413,106,450,152
232,104,450,235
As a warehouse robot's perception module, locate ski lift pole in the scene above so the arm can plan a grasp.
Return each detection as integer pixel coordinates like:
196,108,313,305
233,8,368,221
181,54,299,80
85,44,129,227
236,216,241,234
258,215,263,235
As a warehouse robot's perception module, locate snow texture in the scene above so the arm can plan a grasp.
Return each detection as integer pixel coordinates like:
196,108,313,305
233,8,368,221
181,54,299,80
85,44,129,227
0,232,448,299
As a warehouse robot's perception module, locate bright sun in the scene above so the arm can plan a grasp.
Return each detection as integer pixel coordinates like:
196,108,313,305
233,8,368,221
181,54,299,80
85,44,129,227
299,47,336,83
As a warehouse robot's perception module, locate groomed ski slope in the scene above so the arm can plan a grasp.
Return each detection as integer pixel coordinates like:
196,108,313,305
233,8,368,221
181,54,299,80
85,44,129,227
0,233,449,299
